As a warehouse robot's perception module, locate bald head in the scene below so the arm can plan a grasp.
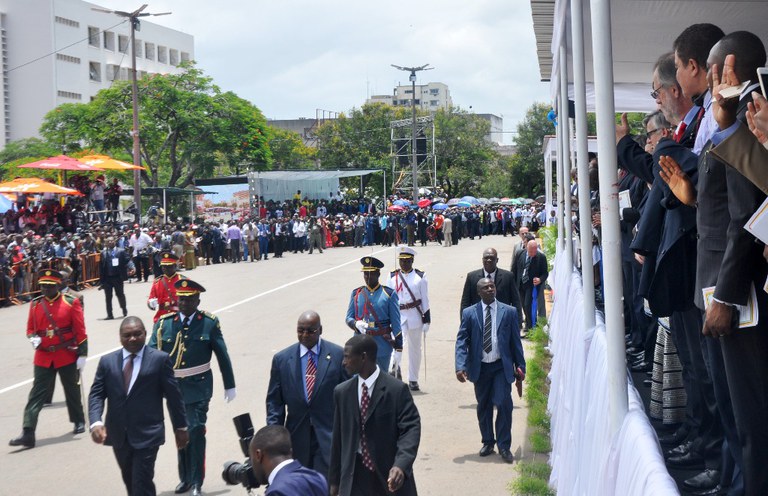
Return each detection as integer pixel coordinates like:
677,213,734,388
526,239,539,257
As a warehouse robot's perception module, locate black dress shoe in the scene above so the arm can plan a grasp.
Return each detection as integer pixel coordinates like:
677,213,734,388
630,361,650,372
643,379,652,387
190,485,202,496
100,316,115,321
626,346,643,355
500,449,514,463
665,440,693,458
479,444,495,457
691,484,725,496
73,422,85,434
658,430,687,445
174,481,191,494
9,429,35,448
408,381,420,391
683,469,721,490
666,451,705,468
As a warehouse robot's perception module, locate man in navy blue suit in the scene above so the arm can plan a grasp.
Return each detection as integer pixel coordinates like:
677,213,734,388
88,317,189,496
249,425,327,496
455,277,526,464
266,310,347,479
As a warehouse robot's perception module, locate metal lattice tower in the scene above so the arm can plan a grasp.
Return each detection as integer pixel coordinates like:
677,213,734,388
390,116,436,195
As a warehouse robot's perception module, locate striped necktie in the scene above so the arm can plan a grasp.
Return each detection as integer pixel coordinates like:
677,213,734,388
305,351,316,403
483,305,493,353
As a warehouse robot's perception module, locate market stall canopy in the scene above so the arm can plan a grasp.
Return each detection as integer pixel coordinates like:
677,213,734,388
531,0,768,111
0,177,84,195
79,154,145,171
17,155,103,172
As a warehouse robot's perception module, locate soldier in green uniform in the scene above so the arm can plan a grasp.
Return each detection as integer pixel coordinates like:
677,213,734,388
149,279,236,496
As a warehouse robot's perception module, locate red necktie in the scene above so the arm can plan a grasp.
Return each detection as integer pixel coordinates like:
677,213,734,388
673,121,687,143
360,383,375,471
305,351,316,403
123,353,136,392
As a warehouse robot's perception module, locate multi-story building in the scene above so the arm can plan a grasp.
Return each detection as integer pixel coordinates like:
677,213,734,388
0,0,194,147
368,82,453,111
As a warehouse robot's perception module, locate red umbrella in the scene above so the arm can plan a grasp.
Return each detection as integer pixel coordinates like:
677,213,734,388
417,199,432,208
388,205,405,212
18,155,104,172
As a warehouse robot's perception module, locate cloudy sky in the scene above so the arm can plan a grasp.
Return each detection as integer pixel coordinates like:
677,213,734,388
94,0,551,144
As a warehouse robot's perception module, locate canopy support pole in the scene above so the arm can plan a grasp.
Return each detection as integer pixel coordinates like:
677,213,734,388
558,44,573,269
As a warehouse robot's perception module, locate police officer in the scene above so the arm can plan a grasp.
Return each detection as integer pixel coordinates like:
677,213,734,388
9,269,88,449
147,252,184,323
385,246,431,391
345,256,401,371
149,279,236,496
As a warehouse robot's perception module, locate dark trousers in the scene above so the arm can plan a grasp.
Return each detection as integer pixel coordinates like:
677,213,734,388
23,363,83,430
178,400,209,486
229,239,241,263
133,256,150,282
720,324,768,495
113,445,159,496
406,225,415,246
102,275,127,318
520,283,535,329
351,454,388,496
258,237,269,259
300,425,328,480
473,360,512,450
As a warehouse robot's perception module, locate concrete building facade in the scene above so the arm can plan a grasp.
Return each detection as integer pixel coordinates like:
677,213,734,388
368,81,452,111
0,0,194,147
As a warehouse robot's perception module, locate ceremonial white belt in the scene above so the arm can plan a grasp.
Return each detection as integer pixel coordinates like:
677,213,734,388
174,362,211,378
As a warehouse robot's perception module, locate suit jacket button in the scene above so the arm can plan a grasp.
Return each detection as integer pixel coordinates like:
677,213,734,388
181,361,185,366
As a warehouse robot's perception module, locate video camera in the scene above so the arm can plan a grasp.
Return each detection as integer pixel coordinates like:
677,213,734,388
221,413,260,491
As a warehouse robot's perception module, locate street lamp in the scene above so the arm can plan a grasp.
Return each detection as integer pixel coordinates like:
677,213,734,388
391,63,432,202
93,4,171,223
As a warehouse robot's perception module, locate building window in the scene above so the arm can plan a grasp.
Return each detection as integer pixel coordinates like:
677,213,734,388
180,51,190,63
145,42,155,60
430,100,439,106
103,31,115,51
157,46,168,64
106,64,119,81
56,53,81,64
55,16,79,28
430,88,439,95
88,26,99,47
404,89,413,94
169,49,179,66
89,62,101,82
134,39,143,58
118,35,129,54
57,90,82,100
119,67,130,81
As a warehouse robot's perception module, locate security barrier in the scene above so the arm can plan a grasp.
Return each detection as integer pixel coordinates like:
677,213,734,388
0,253,102,306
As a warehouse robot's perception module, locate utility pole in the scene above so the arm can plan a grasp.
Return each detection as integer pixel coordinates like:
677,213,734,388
391,64,432,202
93,4,171,223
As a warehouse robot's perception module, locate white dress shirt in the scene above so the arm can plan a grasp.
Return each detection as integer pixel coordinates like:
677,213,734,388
267,458,295,486
123,346,145,393
357,365,381,408
481,300,500,363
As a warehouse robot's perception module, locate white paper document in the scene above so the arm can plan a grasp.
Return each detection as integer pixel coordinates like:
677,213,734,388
745,196,768,245
702,283,759,328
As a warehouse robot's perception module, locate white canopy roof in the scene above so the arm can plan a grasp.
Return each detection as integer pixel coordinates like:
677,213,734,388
247,169,378,202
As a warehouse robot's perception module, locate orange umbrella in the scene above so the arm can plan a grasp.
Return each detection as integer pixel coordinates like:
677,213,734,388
17,154,103,172
0,177,84,196
79,154,145,170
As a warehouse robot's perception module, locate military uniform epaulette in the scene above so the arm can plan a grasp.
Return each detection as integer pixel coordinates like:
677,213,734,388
159,311,177,320
61,293,77,304
415,269,424,277
202,310,217,320
390,270,398,277
382,286,395,297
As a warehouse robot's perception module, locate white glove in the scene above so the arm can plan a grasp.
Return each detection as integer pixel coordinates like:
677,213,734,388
224,388,237,403
29,336,42,349
147,298,158,310
422,323,430,334
76,357,87,371
355,320,368,334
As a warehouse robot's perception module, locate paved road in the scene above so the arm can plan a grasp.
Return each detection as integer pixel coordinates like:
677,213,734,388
0,236,532,496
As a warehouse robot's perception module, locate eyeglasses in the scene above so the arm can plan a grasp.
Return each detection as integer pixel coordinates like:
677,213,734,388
650,84,663,99
645,128,664,139
297,327,320,335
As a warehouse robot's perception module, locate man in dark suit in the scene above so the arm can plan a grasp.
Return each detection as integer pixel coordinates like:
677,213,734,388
99,236,130,320
249,425,327,496
329,335,421,496
511,240,548,330
455,277,526,463
266,310,347,479
88,317,189,496
460,247,521,320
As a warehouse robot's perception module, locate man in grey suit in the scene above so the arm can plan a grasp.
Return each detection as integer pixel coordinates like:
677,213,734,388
329,335,421,496
456,278,526,464
89,317,188,496
266,310,347,479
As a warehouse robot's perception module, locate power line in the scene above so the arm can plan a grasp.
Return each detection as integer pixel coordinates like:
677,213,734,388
6,20,129,74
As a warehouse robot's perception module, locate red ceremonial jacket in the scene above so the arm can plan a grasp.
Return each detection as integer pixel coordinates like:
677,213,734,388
148,273,183,323
26,293,87,368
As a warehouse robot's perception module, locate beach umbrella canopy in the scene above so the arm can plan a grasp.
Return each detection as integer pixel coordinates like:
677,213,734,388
431,203,448,211
79,154,145,170
417,199,432,208
0,177,84,195
17,155,103,172
447,198,460,206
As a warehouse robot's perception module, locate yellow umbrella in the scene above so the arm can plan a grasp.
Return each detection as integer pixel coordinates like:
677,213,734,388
0,177,84,195
79,154,145,171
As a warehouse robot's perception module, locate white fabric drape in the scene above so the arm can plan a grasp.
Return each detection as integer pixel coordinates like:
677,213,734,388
547,247,679,495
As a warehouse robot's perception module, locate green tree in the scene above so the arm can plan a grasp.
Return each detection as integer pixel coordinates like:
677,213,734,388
0,138,61,179
39,63,271,188
509,103,554,198
267,127,316,169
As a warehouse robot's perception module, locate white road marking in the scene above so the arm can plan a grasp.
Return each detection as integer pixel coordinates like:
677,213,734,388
0,248,391,395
